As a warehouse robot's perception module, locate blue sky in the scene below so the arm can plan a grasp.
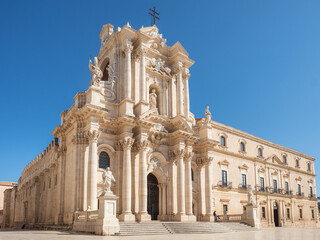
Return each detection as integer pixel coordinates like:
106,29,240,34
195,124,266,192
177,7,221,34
0,0,319,196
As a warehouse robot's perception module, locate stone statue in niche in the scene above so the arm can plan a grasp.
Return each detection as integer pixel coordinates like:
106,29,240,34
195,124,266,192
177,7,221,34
149,89,157,109
204,105,212,125
103,62,117,101
89,57,103,86
101,167,116,196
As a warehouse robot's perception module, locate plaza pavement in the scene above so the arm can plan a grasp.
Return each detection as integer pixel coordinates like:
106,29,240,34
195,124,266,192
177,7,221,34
0,228,320,240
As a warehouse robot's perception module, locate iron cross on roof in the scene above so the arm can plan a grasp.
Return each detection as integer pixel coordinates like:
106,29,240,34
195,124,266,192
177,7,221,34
149,6,160,26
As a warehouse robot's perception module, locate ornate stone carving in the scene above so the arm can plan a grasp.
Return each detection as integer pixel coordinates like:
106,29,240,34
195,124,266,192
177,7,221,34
172,61,183,75
103,62,118,101
135,140,149,151
196,157,213,167
89,57,103,86
204,106,212,125
184,151,194,162
119,137,134,150
151,123,168,133
101,167,116,196
149,89,158,110
72,131,88,144
148,157,162,172
183,68,190,79
149,58,171,76
169,149,185,163
88,130,100,143
123,39,133,54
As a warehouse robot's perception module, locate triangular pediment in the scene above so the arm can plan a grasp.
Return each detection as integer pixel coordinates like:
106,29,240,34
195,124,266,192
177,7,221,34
268,154,282,164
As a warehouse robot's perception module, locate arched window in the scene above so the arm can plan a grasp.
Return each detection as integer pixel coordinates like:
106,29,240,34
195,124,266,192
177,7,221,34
240,142,245,152
307,163,311,171
220,136,226,146
283,155,287,164
258,148,263,157
99,151,110,169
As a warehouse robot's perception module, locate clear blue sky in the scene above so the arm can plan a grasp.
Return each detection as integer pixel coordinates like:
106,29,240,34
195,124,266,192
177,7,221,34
0,0,319,196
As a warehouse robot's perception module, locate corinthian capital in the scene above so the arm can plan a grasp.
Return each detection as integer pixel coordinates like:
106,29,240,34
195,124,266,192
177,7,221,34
123,39,133,54
135,140,150,151
169,149,185,162
182,68,190,79
184,151,194,162
88,130,100,143
172,60,184,75
119,137,134,150
196,157,213,168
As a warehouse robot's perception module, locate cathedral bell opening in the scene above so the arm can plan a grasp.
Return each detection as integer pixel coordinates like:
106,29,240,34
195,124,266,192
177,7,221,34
147,173,159,220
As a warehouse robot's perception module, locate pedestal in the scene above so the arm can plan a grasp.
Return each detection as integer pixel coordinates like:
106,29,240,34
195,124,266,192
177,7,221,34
97,193,120,235
134,101,149,116
202,214,215,222
245,204,260,229
136,213,151,222
119,99,135,117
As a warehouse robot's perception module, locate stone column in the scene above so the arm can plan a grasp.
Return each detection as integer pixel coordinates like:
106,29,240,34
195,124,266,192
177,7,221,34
184,151,194,218
174,61,184,115
140,46,147,102
124,39,133,99
119,137,135,222
203,157,214,221
183,68,190,118
161,184,167,219
173,149,187,221
87,130,99,210
137,140,151,222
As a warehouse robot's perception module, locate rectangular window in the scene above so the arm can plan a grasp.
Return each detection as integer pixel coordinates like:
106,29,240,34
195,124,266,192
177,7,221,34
223,204,228,215
285,181,289,194
242,174,247,188
312,210,315,219
287,208,290,219
296,159,300,167
222,170,227,186
260,177,264,191
310,186,313,196
299,209,303,219
297,184,301,195
55,174,58,185
262,207,266,219
273,179,277,193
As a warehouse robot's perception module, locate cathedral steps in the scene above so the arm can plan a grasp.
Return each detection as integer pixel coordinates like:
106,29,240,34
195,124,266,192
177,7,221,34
117,222,255,236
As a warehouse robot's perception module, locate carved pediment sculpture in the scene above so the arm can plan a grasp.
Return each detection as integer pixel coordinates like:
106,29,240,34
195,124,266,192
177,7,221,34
148,157,162,172
149,58,171,76
89,57,103,86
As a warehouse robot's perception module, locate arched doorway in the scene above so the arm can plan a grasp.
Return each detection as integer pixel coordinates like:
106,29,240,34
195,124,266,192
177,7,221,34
273,202,279,227
147,173,159,220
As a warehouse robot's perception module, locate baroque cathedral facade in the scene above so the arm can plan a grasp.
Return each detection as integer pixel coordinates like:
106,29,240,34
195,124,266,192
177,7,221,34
2,23,318,229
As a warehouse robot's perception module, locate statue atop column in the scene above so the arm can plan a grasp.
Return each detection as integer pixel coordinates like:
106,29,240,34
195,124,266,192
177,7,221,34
149,89,157,109
89,56,103,86
204,105,212,125
101,167,116,196
248,185,256,206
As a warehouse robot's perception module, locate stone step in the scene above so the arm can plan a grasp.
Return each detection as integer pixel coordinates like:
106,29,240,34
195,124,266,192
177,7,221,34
117,222,255,236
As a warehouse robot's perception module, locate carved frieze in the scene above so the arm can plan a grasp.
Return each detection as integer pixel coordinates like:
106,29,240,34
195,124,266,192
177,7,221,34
149,58,171,76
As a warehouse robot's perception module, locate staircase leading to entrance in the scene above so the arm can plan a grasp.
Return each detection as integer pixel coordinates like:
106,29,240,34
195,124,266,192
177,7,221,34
117,222,256,236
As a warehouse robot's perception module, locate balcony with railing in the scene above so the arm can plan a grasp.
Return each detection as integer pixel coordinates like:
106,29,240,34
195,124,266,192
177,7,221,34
256,186,267,192
284,190,293,195
238,184,250,190
308,194,317,199
296,192,304,197
217,181,232,189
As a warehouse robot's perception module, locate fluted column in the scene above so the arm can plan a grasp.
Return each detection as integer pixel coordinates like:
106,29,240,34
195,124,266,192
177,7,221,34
87,130,99,210
137,140,151,222
184,152,193,216
174,61,184,115
183,68,190,118
119,137,135,222
124,39,133,99
140,45,147,102
205,158,213,217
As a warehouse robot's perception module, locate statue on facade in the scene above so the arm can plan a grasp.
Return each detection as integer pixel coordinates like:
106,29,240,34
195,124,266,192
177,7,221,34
149,89,157,109
89,57,103,86
101,167,116,195
248,185,256,206
204,105,212,125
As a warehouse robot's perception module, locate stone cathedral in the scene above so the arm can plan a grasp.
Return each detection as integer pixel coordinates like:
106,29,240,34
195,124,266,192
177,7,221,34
2,23,318,233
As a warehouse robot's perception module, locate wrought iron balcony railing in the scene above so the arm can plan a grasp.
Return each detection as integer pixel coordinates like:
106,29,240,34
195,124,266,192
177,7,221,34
238,184,249,190
308,194,316,199
256,186,267,192
296,192,304,197
284,190,293,195
217,181,232,189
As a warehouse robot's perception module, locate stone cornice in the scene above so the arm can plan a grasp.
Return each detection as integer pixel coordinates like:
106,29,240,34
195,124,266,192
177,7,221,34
210,121,315,161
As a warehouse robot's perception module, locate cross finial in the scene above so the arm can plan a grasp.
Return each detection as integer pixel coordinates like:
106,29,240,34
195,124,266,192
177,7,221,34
149,6,160,26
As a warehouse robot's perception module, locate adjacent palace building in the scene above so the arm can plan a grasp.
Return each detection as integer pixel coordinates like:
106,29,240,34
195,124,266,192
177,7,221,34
2,23,318,230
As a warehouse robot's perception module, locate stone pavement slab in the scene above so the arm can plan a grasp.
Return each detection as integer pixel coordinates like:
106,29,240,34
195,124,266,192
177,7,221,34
0,228,320,240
